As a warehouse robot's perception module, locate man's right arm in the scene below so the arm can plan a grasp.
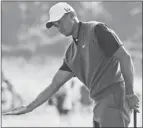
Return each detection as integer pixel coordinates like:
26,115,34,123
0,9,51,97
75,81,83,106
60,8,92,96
26,69,74,112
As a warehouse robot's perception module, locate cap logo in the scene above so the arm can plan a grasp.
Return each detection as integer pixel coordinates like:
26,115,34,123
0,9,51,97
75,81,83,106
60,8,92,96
64,8,71,12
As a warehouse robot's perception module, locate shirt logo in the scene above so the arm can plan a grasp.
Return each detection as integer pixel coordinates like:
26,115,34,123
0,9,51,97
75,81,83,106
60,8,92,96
82,44,86,48
64,8,71,12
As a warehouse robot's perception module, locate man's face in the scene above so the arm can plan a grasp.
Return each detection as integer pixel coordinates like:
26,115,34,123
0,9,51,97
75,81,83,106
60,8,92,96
52,13,74,36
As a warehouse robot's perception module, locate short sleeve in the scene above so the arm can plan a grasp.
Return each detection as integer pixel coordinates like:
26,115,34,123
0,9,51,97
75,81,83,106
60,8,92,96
94,23,123,57
59,60,76,77
59,60,73,73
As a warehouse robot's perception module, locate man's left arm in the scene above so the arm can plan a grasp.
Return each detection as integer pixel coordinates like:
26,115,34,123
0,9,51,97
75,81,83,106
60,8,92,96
113,46,134,95
95,23,139,111
94,23,134,95
113,45,140,112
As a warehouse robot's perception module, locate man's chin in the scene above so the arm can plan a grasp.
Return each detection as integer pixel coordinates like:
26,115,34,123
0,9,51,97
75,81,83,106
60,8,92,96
64,33,71,37
60,32,71,37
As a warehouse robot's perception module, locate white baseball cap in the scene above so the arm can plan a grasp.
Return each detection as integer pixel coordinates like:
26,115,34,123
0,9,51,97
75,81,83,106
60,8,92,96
46,2,75,29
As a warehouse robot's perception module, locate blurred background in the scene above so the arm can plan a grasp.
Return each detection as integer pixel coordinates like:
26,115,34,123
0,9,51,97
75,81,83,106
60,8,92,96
1,1,142,127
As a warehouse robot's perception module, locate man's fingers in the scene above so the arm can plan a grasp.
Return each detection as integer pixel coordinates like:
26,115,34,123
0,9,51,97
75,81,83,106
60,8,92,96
135,95,140,102
3,108,19,115
133,108,140,113
3,110,21,115
13,107,22,111
133,104,140,108
135,96,140,102
3,112,19,116
3,111,14,115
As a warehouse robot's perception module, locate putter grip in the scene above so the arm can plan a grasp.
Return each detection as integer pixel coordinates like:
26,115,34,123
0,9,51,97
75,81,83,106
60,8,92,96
134,109,137,128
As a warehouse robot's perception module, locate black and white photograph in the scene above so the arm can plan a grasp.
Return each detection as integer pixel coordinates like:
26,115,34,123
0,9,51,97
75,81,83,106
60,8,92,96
1,1,142,127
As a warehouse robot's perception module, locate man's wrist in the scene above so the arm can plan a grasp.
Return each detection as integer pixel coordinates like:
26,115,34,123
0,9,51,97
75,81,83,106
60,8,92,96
26,105,34,112
126,94,134,98
126,87,134,95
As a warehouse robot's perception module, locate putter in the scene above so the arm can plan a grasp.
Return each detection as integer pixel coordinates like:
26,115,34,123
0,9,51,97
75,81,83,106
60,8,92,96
133,109,137,128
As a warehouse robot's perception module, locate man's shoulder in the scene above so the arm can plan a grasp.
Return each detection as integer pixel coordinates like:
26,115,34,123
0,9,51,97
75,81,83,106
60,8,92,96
85,20,103,26
82,21,105,32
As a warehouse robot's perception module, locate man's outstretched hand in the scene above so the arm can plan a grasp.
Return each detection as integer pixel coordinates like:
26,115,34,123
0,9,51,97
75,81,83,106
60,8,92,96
3,106,32,116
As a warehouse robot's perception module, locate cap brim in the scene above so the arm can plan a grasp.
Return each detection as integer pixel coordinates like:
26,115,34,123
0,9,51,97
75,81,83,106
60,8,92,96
46,22,53,29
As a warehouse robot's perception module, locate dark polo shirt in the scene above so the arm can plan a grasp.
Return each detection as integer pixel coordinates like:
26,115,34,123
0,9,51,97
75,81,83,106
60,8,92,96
60,22,122,72
59,21,124,100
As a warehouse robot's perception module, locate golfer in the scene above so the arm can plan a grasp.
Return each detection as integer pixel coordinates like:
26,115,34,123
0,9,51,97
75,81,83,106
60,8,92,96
3,2,139,127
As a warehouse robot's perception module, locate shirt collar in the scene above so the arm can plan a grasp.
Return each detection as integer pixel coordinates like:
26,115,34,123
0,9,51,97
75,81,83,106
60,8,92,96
73,21,82,44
